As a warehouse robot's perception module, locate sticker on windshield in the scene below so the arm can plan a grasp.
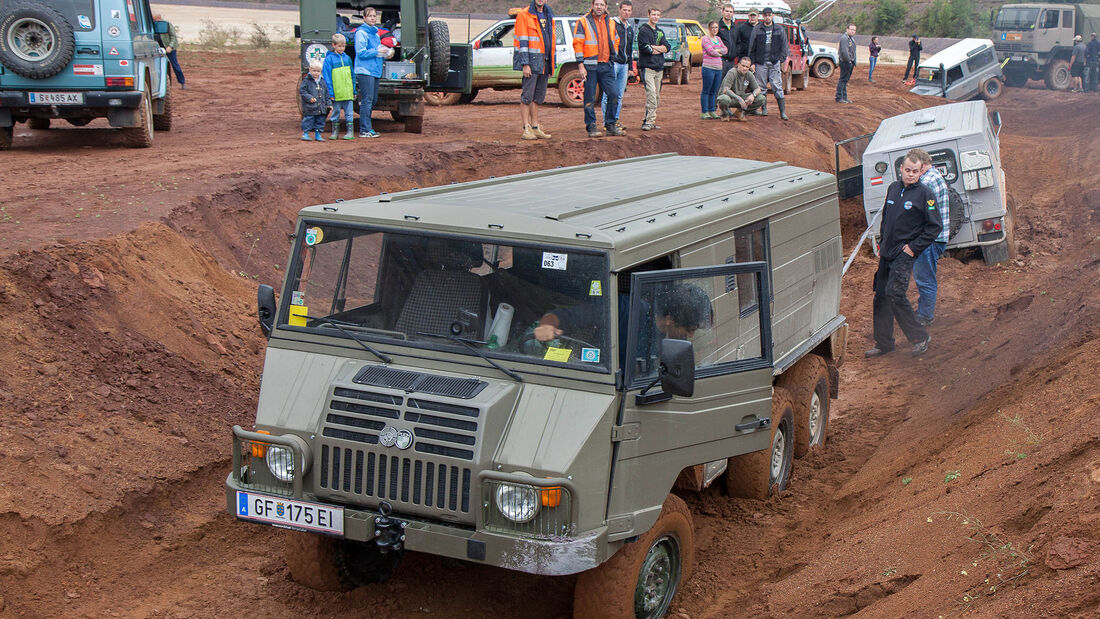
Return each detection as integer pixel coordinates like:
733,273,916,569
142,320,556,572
588,280,602,296
541,252,568,270
77,15,91,29
304,226,324,246
288,305,308,327
290,291,305,306
544,347,571,362
580,348,600,363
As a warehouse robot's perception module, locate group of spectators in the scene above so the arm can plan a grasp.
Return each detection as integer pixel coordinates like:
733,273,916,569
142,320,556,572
702,6,789,121
1071,33,1100,93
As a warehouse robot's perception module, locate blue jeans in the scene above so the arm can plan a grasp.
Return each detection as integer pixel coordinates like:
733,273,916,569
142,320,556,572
601,62,629,121
913,241,946,321
329,99,354,125
167,50,185,85
300,114,326,132
868,56,878,80
584,62,619,129
700,67,722,113
355,74,379,133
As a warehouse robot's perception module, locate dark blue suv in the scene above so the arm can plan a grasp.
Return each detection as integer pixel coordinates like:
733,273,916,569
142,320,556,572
0,0,171,148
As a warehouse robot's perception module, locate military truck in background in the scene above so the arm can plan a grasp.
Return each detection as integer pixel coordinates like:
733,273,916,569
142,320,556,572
296,0,471,133
226,153,848,618
993,2,1100,90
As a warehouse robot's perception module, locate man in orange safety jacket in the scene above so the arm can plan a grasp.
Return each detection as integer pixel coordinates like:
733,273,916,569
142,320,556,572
573,0,622,137
514,0,556,140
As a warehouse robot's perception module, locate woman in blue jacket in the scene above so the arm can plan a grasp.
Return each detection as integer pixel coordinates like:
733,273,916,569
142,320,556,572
354,7,390,138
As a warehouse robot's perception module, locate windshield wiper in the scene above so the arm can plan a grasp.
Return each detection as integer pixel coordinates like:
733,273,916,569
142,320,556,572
416,332,523,383
304,315,392,364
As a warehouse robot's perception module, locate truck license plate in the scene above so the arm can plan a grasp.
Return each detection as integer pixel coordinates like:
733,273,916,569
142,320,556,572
28,92,84,105
235,491,344,535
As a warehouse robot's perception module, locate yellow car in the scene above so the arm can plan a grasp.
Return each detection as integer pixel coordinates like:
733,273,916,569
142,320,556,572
676,19,706,66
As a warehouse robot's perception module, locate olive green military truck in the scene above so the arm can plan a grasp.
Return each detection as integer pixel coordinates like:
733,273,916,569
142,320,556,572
993,2,1100,90
227,153,848,618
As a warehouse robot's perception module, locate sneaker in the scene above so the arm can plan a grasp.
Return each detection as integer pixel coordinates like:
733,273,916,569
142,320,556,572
605,124,624,136
532,125,552,139
521,125,537,140
364,130,380,138
700,112,711,120
864,346,894,358
587,127,603,138
917,315,935,328
641,124,654,131
359,132,369,138
911,336,931,357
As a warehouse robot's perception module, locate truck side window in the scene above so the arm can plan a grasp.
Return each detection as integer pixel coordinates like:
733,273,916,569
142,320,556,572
966,48,995,74
733,221,768,315
1062,11,1074,29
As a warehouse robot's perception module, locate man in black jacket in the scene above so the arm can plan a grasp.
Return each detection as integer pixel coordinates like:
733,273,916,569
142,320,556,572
735,10,757,63
746,7,788,120
716,4,738,76
866,150,943,358
903,34,922,82
637,7,669,130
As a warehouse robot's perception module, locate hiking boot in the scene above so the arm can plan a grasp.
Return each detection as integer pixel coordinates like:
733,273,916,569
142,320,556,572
911,336,931,357
532,125,552,139
641,124,654,131
734,108,745,121
587,126,603,138
605,124,624,136
521,125,537,140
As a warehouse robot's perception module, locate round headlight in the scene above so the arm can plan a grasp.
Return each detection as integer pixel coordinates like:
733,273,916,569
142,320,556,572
265,445,295,483
494,483,540,523
874,161,888,174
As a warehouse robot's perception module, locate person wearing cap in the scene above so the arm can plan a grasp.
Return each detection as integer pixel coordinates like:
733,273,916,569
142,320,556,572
1071,34,1086,92
734,10,757,65
746,7,789,120
903,34,922,83
1086,33,1100,93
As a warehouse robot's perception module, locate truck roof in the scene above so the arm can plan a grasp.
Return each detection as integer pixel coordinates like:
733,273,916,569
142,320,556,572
918,38,994,71
864,101,990,160
300,153,836,269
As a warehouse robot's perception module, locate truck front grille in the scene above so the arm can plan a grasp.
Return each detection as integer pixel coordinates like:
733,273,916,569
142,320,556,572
318,445,472,513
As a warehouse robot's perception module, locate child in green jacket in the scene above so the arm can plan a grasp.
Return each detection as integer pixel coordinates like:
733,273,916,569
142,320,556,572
322,33,357,140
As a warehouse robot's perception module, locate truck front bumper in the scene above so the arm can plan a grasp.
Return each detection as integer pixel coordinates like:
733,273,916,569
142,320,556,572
224,474,608,576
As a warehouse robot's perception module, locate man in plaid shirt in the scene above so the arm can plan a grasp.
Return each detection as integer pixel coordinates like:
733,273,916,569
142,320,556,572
911,148,950,327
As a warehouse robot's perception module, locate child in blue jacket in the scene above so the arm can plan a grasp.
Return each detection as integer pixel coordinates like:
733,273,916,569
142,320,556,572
299,60,331,141
323,33,356,140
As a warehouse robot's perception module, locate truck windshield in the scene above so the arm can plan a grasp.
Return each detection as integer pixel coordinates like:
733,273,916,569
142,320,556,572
994,7,1039,30
279,223,611,372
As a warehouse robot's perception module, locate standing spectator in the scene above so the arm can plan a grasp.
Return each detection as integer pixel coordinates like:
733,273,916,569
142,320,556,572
747,7,789,120
515,0,556,140
903,34,922,83
354,7,389,138
299,60,330,141
868,36,881,82
637,6,669,131
573,0,621,138
700,20,726,119
716,56,765,120
323,33,356,140
152,14,185,89
835,23,856,104
601,1,633,134
1086,33,1100,93
865,149,942,358
1070,35,1085,92
910,149,949,327
735,11,757,65
716,4,737,76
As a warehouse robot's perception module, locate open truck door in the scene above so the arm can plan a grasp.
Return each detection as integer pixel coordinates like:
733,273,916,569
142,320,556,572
834,132,873,199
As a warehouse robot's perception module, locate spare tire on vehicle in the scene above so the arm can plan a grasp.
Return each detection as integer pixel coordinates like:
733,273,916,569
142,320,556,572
427,20,450,84
947,186,966,241
0,2,75,79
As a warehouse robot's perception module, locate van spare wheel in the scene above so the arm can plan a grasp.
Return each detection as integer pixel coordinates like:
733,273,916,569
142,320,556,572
427,20,450,84
0,2,75,79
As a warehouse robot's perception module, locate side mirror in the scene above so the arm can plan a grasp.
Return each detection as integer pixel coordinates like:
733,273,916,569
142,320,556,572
294,24,301,39
258,284,276,337
154,20,169,35
658,338,695,397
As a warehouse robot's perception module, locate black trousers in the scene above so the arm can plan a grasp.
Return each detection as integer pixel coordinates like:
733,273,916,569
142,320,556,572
873,253,928,350
835,60,854,101
903,56,919,80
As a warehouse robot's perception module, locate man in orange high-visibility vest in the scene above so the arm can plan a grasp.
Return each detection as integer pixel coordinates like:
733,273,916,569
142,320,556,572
514,0,556,140
573,0,622,138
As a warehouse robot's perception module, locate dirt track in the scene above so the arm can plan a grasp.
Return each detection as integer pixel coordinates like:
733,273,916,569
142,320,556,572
0,50,1098,618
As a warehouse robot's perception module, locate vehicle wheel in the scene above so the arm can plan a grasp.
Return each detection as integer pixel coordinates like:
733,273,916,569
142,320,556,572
557,66,584,108
797,69,809,90
681,61,690,84
777,354,829,458
782,66,793,94
285,531,402,592
427,20,450,84
670,61,682,85
403,114,423,134
726,387,794,499
573,494,694,619
66,117,92,126
811,58,834,79
459,89,478,103
1043,58,1071,91
0,2,75,79
979,76,1003,100
28,117,49,130
1003,69,1028,88
121,83,154,148
424,91,461,106
1004,199,1017,260
0,125,11,150
153,80,172,131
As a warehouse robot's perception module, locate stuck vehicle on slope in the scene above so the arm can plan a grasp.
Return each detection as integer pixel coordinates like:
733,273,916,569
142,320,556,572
0,0,172,149
909,38,1005,101
227,153,848,618
993,2,1100,90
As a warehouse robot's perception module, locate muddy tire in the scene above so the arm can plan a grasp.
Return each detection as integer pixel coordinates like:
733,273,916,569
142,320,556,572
557,66,584,108
28,117,49,130
777,354,830,458
573,494,694,619
982,200,1017,265
66,117,92,126
0,2,75,79
295,73,306,117
670,61,682,85
427,20,450,84
153,80,172,131
121,83,154,148
726,387,794,499
459,89,478,103
811,58,834,79
782,65,792,94
1003,69,1029,88
424,91,461,106
680,60,690,84
979,76,1003,100
1043,58,1070,91
797,69,808,90
284,531,401,591
0,125,11,150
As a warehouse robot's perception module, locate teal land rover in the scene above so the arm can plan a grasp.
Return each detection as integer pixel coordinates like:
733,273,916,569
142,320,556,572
0,0,171,148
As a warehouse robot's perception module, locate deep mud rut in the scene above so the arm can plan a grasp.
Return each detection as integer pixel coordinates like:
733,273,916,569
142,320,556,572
0,50,1097,618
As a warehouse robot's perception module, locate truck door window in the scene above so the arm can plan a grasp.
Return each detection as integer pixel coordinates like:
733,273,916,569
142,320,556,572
1039,10,1058,29
733,220,768,315
1062,11,1074,29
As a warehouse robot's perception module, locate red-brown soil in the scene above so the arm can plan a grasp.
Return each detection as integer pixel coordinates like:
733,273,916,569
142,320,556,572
0,50,1097,618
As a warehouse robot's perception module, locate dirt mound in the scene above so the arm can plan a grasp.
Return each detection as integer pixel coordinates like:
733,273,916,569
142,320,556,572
0,52,1097,617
